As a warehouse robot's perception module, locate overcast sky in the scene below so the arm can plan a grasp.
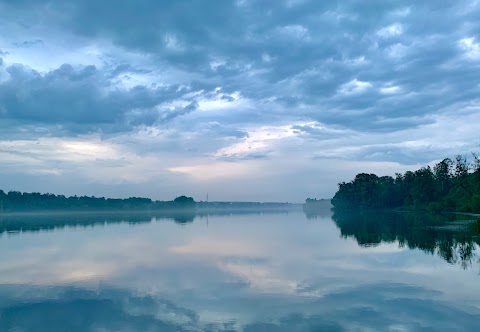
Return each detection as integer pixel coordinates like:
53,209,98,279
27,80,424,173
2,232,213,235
0,0,479,202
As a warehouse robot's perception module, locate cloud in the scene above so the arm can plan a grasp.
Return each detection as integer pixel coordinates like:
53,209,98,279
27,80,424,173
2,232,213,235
14,39,44,48
274,24,310,41
379,84,402,95
377,23,404,38
1,0,480,200
338,79,373,95
168,161,260,181
459,37,480,60
0,63,200,134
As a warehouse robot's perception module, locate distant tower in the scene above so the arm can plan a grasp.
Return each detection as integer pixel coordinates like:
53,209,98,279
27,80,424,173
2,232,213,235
206,193,209,203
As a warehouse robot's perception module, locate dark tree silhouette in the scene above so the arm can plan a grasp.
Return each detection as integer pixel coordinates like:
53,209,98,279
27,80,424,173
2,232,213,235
332,154,480,213
0,191,196,213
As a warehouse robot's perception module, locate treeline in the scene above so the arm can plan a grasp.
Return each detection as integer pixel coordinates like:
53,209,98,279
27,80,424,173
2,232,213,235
332,154,480,212
0,191,195,212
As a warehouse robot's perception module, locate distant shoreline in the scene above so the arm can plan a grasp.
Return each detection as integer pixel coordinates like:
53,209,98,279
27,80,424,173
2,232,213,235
0,189,301,215
0,205,302,217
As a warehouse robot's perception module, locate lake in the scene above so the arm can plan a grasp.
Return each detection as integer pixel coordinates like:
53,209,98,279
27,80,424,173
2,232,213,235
0,209,479,331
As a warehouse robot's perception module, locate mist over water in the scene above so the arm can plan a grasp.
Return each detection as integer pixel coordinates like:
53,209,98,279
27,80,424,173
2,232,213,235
0,210,479,331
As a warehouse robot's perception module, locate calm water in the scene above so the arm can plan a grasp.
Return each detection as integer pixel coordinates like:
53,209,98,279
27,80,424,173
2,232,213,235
0,210,479,331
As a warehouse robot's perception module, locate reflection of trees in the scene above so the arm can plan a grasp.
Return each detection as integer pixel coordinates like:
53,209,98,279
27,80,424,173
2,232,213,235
0,211,195,235
0,210,293,235
302,203,333,220
330,210,480,270
171,212,196,224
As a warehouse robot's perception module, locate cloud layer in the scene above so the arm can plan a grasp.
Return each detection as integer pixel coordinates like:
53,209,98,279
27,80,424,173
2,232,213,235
1,0,480,201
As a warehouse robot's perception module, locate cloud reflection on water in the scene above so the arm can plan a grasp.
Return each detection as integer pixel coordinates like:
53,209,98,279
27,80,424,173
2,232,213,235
0,211,479,330
0,282,478,331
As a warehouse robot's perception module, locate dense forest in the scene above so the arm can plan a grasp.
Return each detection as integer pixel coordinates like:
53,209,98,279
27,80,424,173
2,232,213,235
332,154,480,212
0,191,196,212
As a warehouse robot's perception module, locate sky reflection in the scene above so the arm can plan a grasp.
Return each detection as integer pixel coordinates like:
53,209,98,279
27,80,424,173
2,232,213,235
0,211,479,331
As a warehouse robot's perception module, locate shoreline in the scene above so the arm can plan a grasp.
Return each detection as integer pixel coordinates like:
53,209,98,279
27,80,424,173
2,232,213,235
0,206,302,217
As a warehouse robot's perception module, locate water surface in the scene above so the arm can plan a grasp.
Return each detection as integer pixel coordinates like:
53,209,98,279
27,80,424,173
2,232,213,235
0,210,479,331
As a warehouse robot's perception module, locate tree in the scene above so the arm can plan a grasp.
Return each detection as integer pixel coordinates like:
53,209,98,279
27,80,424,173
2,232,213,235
173,196,196,208
331,153,480,213
434,158,452,194
454,155,469,179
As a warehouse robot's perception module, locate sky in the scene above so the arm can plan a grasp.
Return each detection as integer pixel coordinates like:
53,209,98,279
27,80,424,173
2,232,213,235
0,0,479,203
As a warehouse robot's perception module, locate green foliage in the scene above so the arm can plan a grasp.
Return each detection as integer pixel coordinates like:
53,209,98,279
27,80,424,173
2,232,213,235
332,154,480,213
173,195,195,204
0,191,196,212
